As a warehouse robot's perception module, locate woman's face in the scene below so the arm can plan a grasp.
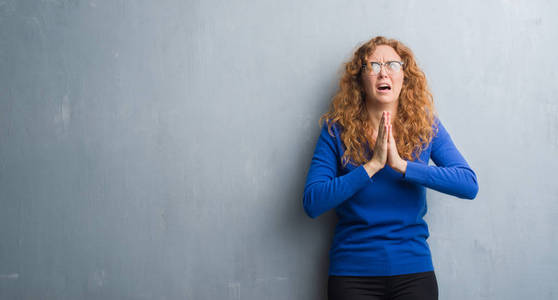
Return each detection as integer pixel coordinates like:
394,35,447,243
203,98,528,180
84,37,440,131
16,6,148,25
361,45,404,105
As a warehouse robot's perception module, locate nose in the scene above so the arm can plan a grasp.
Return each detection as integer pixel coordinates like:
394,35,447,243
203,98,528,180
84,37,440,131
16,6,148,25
378,64,389,78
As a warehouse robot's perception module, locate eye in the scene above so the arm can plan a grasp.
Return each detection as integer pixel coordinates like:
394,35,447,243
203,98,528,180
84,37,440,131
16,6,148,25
388,61,402,72
371,62,381,74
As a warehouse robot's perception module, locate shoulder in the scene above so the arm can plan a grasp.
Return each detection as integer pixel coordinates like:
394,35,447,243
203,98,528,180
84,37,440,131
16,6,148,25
431,116,455,150
432,116,449,138
433,115,441,130
320,120,343,139
316,120,345,157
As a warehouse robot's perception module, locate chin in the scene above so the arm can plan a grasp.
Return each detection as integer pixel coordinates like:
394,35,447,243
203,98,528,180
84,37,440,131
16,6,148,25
374,95,397,103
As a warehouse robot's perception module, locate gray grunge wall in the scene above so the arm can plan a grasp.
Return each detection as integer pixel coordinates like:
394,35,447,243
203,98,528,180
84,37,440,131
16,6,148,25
1,0,557,299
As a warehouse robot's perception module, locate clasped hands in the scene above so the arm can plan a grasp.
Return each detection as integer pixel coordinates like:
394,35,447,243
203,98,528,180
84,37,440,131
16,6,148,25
364,111,408,176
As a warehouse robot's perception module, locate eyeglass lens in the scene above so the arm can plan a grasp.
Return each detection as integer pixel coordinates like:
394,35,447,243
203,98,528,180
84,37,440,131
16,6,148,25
371,62,401,74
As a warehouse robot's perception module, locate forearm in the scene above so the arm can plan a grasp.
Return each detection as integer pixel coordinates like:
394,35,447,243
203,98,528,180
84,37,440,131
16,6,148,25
303,165,372,218
403,161,478,199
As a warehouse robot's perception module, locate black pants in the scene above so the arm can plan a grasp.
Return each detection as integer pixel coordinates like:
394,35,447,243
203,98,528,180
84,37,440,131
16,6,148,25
328,271,438,300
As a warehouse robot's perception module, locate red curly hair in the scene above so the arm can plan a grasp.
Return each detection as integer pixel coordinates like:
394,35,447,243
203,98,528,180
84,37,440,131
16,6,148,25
320,36,439,167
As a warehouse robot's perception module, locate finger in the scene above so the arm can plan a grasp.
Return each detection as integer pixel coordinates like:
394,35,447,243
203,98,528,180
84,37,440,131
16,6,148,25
389,125,396,148
389,124,393,141
384,124,388,142
386,112,391,141
378,112,385,138
386,111,391,140
387,124,391,144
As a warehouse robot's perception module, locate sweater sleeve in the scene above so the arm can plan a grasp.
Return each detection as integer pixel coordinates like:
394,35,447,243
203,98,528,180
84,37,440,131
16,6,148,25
403,118,479,199
302,124,373,219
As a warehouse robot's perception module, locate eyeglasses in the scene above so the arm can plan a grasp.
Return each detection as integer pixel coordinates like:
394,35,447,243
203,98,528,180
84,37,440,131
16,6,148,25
361,61,404,75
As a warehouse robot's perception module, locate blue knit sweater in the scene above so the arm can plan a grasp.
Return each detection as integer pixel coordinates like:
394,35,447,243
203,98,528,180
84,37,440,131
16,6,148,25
302,117,478,276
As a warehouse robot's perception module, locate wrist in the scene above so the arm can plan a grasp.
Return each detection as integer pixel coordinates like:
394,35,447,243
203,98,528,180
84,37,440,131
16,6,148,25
396,160,408,175
364,161,381,177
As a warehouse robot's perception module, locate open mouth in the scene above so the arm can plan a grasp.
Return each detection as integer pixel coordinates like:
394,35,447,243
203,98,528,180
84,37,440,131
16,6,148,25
377,84,391,92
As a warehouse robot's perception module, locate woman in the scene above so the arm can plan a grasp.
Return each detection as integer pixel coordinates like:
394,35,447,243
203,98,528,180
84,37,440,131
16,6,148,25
302,36,479,300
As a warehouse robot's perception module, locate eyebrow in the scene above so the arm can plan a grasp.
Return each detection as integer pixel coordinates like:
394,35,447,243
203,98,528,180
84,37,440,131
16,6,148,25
367,60,400,63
